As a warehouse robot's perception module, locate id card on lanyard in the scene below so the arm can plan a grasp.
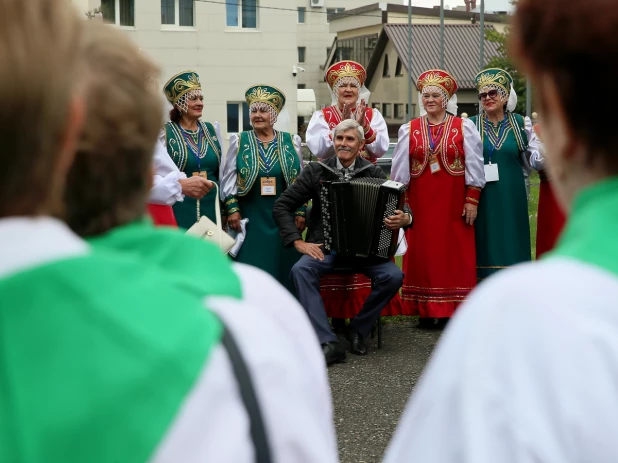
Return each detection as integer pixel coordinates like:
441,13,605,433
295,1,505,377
256,133,278,196
427,116,445,174
483,116,507,182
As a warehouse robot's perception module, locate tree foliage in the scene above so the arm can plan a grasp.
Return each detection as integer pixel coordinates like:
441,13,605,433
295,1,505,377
484,26,528,115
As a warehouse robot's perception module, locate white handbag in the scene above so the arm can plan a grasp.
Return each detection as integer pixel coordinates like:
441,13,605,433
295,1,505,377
185,183,236,254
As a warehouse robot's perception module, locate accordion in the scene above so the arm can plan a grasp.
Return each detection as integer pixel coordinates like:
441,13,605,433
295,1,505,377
321,178,406,260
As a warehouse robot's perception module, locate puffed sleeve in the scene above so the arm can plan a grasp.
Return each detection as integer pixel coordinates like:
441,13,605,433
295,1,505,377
221,133,240,215
526,118,545,171
148,134,186,206
364,108,389,159
391,123,411,186
463,118,486,205
518,116,537,176
306,110,334,160
292,134,307,218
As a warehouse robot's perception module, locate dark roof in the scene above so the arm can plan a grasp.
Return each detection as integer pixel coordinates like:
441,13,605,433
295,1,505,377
329,3,508,24
366,24,503,89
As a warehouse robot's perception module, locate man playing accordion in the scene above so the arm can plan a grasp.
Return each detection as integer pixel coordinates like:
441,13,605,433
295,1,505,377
273,120,412,365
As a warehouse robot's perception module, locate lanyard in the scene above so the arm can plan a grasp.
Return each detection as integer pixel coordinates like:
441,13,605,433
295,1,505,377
182,125,204,171
484,114,508,164
426,115,446,154
256,132,277,176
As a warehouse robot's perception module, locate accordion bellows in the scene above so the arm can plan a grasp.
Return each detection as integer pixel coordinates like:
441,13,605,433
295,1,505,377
321,178,406,260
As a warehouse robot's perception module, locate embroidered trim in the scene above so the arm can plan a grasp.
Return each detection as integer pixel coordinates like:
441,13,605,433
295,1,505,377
465,197,479,204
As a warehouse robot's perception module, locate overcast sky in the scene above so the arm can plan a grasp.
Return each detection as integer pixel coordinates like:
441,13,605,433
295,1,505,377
404,0,514,11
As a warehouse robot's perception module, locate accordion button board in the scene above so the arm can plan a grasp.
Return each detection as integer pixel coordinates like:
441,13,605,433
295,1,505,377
321,178,406,260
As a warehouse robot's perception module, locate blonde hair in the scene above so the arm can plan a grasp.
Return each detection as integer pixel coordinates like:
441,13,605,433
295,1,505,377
64,22,163,237
0,0,85,217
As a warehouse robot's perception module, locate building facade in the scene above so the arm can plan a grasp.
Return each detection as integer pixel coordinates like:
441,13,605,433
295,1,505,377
74,0,299,152
294,0,362,114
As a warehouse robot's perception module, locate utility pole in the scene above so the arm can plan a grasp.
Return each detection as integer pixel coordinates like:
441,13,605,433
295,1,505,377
407,0,413,119
479,0,485,71
439,0,445,69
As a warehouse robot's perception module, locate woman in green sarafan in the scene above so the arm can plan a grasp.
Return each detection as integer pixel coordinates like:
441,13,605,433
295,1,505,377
161,70,223,229
221,85,305,292
469,68,541,280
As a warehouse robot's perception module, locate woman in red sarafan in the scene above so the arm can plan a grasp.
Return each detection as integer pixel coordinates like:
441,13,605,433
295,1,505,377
391,70,486,326
532,124,566,258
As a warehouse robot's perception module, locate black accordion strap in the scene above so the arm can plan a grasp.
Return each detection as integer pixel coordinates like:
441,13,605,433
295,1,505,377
220,324,273,463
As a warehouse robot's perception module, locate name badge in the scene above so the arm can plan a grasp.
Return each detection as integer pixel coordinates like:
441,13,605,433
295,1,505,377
261,177,276,196
484,163,499,182
429,154,441,174
192,171,207,179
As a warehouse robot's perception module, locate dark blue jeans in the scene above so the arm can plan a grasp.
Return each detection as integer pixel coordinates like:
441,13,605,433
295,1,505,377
290,254,403,344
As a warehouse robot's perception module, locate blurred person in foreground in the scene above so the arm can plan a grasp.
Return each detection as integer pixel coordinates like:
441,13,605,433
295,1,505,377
385,0,618,461
61,22,337,463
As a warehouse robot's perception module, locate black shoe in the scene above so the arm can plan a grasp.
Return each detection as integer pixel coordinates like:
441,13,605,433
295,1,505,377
416,318,438,329
331,317,347,334
345,327,368,356
322,341,346,366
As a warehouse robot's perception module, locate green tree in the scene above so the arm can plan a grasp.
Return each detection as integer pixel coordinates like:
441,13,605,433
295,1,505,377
484,26,528,115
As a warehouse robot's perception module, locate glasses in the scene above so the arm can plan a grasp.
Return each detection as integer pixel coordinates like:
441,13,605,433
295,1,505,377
478,89,499,101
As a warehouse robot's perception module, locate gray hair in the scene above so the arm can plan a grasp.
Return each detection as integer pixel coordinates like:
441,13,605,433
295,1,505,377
331,119,364,143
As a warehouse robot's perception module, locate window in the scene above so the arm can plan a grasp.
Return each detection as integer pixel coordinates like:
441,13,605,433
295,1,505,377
382,103,392,118
297,84,307,89
226,0,258,28
382,54,390,77
101,0,134,26
331,34,378,68
395,57,404,77
298,7,306,23
298,47,306,63
394,104,404,119
227,102,251,133
326,7,345,23
161,0,194,27
406,104,416,118
372,102,381,110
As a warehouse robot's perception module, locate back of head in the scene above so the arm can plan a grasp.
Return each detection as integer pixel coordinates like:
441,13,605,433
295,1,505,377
0,0,84,217
511,0,618,175
64,22,162,237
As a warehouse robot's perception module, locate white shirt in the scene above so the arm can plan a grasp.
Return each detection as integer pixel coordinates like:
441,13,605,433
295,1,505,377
0,217,338,463
306,107,389,160
149,139,186,206
385,258,618,463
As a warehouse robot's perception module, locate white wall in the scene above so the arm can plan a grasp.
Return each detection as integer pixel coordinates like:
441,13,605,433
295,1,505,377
109,0,298,151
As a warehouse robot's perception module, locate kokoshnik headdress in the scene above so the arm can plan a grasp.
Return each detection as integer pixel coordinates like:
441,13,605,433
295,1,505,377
163,70,203,114
325,60,371,108
474,68,518,113
244,85,286,126
416,69,459,116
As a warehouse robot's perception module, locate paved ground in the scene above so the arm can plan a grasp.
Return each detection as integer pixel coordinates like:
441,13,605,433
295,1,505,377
328,320,443,463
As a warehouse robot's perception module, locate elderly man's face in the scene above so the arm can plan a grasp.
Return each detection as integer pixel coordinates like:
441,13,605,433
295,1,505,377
334,128,364,166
